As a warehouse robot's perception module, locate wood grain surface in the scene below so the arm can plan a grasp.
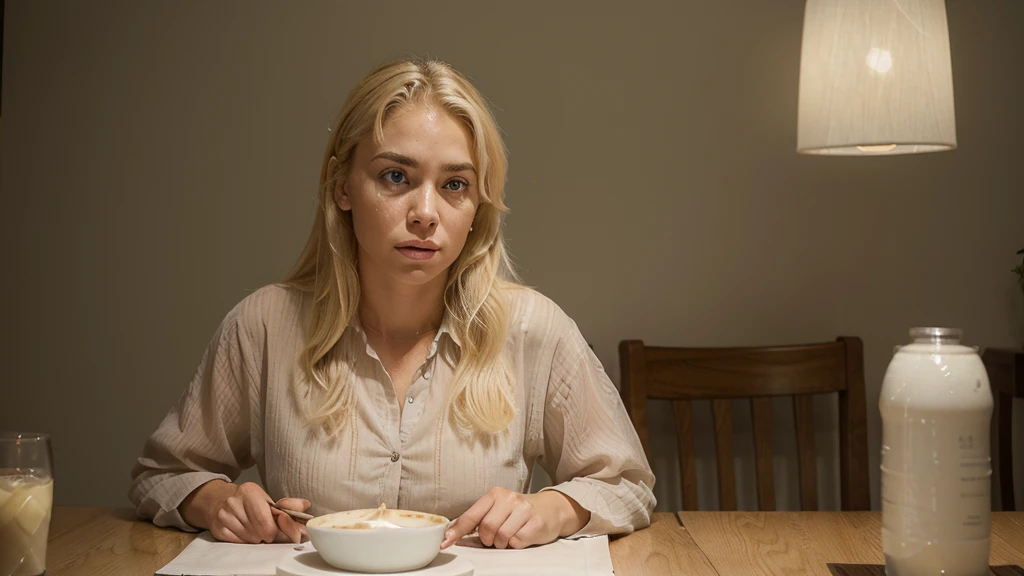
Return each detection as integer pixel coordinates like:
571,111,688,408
679,511,1024,576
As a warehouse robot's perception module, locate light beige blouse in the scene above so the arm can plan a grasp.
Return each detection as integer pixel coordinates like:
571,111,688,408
129,284,655,537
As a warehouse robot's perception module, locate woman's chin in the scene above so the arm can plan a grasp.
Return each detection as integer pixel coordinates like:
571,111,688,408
390,263,449,286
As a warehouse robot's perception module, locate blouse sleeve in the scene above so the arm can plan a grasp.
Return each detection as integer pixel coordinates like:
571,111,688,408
536,318,656,537
128,305,259,531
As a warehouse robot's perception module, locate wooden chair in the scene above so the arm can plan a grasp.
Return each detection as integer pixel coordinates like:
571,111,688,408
619,337,870,511
982,347,1023,511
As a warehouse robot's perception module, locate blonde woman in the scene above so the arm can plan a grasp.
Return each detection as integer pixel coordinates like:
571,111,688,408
130,59,655,550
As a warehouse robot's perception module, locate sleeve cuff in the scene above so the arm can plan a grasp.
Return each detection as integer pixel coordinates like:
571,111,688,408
539,482,616,539
138,472,232,532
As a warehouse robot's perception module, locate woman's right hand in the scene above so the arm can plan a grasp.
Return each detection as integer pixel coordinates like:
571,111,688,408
179,479,309,544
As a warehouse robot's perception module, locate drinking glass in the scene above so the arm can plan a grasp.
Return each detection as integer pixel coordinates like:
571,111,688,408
0,432,54,576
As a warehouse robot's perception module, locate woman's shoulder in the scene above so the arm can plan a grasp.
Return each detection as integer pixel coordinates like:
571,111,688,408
503,284,578,347
226,283,307,337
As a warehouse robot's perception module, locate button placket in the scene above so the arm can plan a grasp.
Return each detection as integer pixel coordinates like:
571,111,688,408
400,354,437,439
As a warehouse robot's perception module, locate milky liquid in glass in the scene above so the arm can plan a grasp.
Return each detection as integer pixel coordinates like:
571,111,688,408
0,474,53,576
880,328,992,576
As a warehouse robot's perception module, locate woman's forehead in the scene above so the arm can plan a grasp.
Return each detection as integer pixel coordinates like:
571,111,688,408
367,105,476,166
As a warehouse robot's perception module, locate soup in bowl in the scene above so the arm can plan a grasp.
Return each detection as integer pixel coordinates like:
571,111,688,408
306,504,449,573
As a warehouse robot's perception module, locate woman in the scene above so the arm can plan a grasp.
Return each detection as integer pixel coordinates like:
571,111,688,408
129,59,655,550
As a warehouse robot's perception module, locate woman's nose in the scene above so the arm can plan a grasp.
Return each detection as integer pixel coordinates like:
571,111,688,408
408,184,439,229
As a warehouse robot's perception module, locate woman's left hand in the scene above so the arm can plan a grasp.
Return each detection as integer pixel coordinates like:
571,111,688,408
440,487,590,549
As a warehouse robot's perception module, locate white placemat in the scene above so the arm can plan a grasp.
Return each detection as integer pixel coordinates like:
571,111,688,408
156,532,311,575
156,532,614,576
447,535,614,576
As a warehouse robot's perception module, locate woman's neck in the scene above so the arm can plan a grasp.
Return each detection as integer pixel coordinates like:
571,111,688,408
357,262,446,340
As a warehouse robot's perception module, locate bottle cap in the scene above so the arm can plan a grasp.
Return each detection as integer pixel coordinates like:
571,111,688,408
909,327,962,344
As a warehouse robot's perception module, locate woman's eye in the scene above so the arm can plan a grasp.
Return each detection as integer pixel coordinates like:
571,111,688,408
383,170,406,185
444,180,467,192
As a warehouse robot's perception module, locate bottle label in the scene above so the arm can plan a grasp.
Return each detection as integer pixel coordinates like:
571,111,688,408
956,432,991,534
881,415,991,541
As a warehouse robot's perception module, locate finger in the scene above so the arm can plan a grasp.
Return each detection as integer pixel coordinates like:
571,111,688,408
443,493,496,547
442,492,495,548
269,509,293,543
243,493,279,543
477,496,519,548
210,522,245,544
216,507,251,543
226,497,261,544
510,515,547,549
492,502,533,549
276,497,311,512
273,509,303,544
215,506,248,537
237,483,279,543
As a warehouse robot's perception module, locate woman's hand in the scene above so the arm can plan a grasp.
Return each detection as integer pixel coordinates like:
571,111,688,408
441,487,590,549
179,480,309,544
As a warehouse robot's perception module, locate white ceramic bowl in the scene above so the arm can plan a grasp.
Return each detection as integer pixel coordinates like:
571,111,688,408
306,508,449,573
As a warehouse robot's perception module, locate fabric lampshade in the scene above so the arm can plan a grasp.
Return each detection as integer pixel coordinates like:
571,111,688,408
797,0,957,155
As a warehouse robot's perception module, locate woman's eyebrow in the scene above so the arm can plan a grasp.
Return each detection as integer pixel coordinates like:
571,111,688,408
442,162,476,174
372,152,475,174
372,151,417,166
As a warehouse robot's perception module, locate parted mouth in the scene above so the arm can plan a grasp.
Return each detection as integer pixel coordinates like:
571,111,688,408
395,240,440,250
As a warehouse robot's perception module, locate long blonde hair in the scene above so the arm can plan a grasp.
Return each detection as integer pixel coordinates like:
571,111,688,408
282,59,519,436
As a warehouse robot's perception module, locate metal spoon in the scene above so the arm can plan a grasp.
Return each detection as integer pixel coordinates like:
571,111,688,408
269,502,314,523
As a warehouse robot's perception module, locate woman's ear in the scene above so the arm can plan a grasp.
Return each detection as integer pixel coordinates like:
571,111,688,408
328,156,351,211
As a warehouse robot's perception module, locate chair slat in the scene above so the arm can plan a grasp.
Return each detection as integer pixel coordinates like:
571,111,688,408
751,397,775,511
711,399,737,511
672,400,700,511
793,394,818,511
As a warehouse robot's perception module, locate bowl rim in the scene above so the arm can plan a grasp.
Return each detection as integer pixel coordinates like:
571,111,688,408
307,510,450,531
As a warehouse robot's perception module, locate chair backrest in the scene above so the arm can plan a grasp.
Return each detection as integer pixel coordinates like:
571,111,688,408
981,347,1023,511
619,337,870,511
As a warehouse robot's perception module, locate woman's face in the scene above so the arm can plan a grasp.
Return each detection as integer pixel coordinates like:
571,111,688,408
335,105,480,288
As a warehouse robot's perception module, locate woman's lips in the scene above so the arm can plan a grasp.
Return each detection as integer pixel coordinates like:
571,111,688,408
396,246,437,260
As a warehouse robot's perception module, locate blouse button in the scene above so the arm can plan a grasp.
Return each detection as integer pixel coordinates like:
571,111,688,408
390,452,400,462
407,396,414,404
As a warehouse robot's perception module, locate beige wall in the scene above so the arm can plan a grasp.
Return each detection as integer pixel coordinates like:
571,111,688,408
2,0,1021,511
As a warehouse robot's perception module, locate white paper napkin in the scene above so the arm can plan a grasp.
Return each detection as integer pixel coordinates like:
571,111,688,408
156,532,312,575
447,536,614,576
156,532,614,576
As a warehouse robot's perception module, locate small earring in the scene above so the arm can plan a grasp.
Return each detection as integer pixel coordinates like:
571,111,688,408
469,226,474,232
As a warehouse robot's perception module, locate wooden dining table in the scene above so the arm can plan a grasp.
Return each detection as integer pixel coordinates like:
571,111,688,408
46,507,1024,575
